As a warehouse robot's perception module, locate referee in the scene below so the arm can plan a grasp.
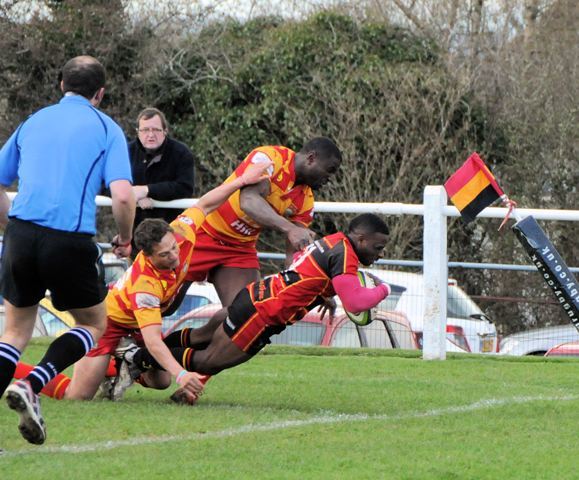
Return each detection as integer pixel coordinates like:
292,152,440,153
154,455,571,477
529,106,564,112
0,55,136,445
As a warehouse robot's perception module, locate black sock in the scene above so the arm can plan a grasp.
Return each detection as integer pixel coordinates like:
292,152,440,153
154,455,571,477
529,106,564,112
163,328,193,348
163,328,210,350
0,342,21,397
26,327,94,394
134,347,196,372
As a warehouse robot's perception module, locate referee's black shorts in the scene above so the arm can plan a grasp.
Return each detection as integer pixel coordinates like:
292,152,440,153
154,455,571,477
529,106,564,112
0,218,107,311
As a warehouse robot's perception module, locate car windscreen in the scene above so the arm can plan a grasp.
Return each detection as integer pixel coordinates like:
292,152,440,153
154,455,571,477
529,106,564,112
376,284,407,311
447,285,483,319
162,295,211,331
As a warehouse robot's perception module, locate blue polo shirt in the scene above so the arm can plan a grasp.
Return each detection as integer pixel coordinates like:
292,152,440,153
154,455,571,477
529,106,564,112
0,95,132,234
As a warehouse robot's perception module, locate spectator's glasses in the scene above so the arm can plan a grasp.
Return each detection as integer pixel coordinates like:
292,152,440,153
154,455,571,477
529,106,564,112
137,127,165,135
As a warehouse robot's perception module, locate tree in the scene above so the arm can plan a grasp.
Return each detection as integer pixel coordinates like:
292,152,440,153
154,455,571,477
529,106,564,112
148,12,499,259
0,0,153,138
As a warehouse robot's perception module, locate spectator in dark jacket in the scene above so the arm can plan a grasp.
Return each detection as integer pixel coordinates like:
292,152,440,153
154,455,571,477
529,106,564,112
130,108,195,227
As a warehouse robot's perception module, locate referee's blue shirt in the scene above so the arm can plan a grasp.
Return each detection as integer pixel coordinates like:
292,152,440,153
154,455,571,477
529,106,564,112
0,95,132,235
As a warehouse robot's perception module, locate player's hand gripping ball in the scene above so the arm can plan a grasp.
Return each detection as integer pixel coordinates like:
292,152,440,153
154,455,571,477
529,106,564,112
344,271,377,326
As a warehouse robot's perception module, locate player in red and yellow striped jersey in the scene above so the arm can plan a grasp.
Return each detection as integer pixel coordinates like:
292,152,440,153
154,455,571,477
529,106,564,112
202,145,316,248
175,137,342,350
120,214,391,396
63,161,272,402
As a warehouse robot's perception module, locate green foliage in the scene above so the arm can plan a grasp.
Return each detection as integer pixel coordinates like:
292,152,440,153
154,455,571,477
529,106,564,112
1,6,571,332
0,0,153,136
148,12,497,259
152,12,442,171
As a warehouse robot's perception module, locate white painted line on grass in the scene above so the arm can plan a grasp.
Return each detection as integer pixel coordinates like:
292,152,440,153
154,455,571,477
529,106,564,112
2,394,577,457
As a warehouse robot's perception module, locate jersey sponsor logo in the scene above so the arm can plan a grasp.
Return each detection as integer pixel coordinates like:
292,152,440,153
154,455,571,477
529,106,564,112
177,215,194,226
135,292,161,309
288,243,317,270
230,219,257,236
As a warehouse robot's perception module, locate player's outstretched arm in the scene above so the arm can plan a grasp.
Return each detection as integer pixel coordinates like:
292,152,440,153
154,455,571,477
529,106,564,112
140,324,205,396
332,273,390,314
196,161,272,215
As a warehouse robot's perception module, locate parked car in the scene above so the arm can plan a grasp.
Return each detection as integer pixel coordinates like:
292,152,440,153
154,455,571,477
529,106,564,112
275,308,418,349
545,341,579,357
0,297,75,338
101,252,130,286
161,282,221,333
413,324,472,353
36,298,75,336
166,302,419,350
499,324,579,356
359,269,498,354
177,275,480,352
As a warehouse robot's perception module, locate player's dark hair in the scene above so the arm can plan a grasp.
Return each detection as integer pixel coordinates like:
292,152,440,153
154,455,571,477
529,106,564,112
136,107,169,131
61,56,106,99
348,214,389,236
300,137,342,164
134,219,174,256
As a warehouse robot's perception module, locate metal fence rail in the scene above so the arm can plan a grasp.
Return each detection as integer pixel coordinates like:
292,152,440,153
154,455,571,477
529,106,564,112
6,191,577,360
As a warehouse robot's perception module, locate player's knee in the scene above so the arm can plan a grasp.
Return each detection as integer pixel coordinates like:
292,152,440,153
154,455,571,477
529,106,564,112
64,390,95,401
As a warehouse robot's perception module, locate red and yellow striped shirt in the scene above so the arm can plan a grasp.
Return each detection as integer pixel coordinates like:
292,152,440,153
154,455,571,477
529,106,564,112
106,207,206,329
202,146,314,247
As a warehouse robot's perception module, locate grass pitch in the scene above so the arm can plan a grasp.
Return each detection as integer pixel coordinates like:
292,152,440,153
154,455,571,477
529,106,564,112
2,340,579,479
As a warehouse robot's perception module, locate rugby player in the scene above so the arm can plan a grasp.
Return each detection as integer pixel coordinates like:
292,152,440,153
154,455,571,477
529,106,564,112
116,213,391,401
62,161,272,401
164,137,342,352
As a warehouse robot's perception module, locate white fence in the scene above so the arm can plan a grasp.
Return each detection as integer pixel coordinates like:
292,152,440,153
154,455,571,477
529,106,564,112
9,190,578,360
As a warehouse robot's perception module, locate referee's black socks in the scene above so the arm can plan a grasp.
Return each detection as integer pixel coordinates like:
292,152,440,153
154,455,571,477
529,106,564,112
26,327,94,395
0,342,21,397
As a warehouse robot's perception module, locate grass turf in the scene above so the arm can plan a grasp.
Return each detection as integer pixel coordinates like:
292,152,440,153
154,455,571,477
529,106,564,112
1,339,579,479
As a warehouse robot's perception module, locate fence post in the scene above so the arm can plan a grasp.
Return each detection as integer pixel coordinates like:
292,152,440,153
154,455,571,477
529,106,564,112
423,186,448,360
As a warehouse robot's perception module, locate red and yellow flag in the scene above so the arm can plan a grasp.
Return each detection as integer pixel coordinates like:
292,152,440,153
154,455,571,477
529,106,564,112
444,153,504,223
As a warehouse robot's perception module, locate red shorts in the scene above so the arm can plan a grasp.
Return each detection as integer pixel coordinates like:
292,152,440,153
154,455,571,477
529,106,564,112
186,229,260,282
86,318,145,357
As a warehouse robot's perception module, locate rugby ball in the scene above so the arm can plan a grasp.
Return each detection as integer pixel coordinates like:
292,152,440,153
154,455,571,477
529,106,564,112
344,271,376,326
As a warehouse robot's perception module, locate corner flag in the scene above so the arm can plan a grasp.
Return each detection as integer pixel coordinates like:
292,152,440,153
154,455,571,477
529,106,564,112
444,153,505,223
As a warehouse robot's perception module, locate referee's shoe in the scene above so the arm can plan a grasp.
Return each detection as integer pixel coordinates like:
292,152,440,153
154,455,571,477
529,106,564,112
5,379,46,445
